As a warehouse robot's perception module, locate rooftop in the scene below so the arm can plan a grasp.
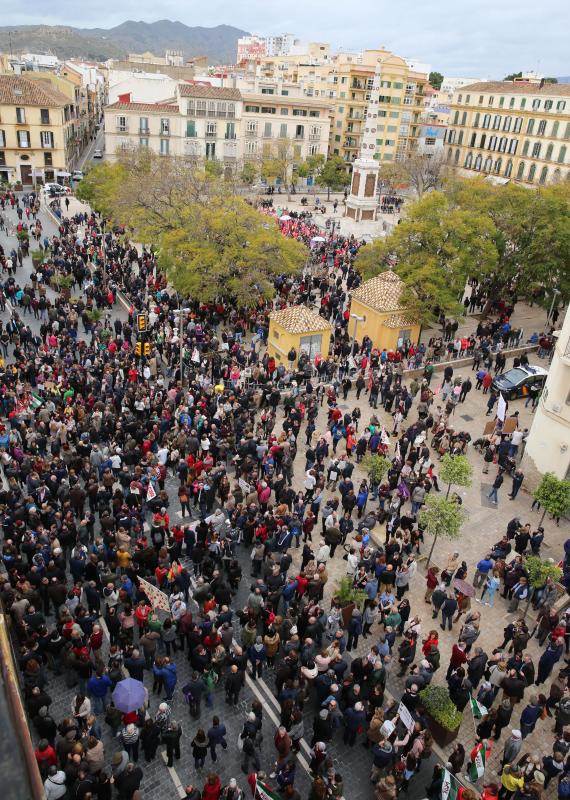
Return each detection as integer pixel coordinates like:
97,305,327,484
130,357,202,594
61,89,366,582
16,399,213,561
179,84,242,101
351,270,407,313
459,80,570,97
0,74,71,107
269,305,332,334
106,101,180,113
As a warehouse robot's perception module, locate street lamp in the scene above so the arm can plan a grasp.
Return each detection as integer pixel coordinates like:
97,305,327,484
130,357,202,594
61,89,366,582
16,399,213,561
350,313,364,357
548,288,561,322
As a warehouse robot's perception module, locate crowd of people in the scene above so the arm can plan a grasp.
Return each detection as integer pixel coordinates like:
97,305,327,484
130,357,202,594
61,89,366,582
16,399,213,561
0,188,567,800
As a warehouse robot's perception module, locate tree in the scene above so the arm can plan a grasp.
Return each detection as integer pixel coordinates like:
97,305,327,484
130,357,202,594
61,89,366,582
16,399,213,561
533,472,570,526
240,161,258,186
76,161,126,217
356,191,498,322
420,495,466,567
402,152,447,197
439,454,473,499
317,156,348,199
523,555,562,617
158,195,307,307
204,159,224,179
504,71,523,81
429,71,444,90
260,138,300,191
378,162,408,193
362,454,391,486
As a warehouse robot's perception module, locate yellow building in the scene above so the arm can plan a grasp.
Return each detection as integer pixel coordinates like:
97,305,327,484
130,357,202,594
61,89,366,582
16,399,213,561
350,270,420,352
446,80,570,185
0,74,76,185
268,306,332,364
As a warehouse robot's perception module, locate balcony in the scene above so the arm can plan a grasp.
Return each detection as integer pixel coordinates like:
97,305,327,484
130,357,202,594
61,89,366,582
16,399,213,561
116,125,128,133
245,129,257,137
205,131,217,138
295,134,304,140
224,140,238,159
185,131,197,138
160,129,171,137
139,128,150,136
309,133,320,141
224,133,236,140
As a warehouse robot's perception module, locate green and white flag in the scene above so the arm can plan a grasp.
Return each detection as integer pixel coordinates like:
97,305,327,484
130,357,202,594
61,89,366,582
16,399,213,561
468,744,487,781
442,769,459,800
470,696,487,720
255,779,281,800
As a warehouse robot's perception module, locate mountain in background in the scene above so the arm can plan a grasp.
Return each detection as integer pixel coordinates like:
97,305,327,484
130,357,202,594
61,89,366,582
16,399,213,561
0,20,248,63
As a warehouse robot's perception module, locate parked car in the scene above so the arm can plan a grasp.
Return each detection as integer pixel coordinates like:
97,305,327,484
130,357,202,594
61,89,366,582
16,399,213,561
93,149,103,159
43,182,71,196
72,170,84,181
491,364,548,399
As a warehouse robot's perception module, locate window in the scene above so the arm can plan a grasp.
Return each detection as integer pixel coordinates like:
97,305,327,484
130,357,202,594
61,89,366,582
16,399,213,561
453,110,459,124
520,99,526,109
261,107,276,114
292,109,307,117
474,154,482,170
559,146,567,164
261,87,274,94
482,114,491,129
537,120,547,136
334,134,341,142
494,157,502,173
488,96,494,106
187,100,195,116
263,122,272,137
557,101,566,112
544,100,553,111
513,117,523,133
522,140,530,156
458,131,464,145
470,132,477,147
546,143,554,160
16,107,25,124
43,152,52,166
40,130,54,148
244,105,259,113
455,149,460,164
281,90,289,96
526,118,535,134
484,156,493,172
447,147,453,163
532,99,541,110
508,139,518,154
227,103,235,118
295,124,304,139
473,112,480,128
0,152,4,166
208,101,216,117
478,95,484,105
139,137,149,147
532,142,541,158
425,137,436,146
206,121,216,136
553,121,560,138
480,134,486,149
499,137,507,153
528,164,536,182
185,121,196,138
139,117,149,133
308,143,319,155
502,116,512,132
517,162,525,179
499,97,505,108
465,152,473,168
160,118,170,135
281,108,289,115
246,120,257,133
505,159,513,177
509,97,515,108
160,138,169,155
245,140,256,154
461,111,467,125
17,130,30,148
539,166,548,185
40,109,50,125
205,142,216,160
117,115,127,132
279,123,287,138
565,123,570,140
0,130,5,148
489,135,497,150
387,125,397,133
493,115,501,130
309,110,320,118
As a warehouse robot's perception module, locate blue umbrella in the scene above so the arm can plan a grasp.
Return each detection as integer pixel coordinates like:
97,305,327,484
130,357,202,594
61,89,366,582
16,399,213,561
112,678,146,713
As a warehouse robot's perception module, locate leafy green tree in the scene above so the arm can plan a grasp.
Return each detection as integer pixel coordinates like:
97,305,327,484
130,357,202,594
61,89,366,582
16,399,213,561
419,495,466,567
533,472,570,525
504,71,523,81
525,555,562,588
439,454,473,499
356,191,497,322
76,161,126,217
429,71,444,90
362,454,391,486
240,161,258,186
317,156,348,199
159,196,307,307
204,159,224,179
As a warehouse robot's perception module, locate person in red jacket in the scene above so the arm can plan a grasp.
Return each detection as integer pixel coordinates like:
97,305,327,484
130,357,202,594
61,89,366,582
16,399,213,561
447,642,468,679
202,772,222,800
35,739,58,777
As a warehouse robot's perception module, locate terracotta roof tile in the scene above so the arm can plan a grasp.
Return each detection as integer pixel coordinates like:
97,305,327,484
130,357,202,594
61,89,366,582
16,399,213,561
383,312,418,329
106,101,180,113
270,306,332,334
352,270,406,313
0,74,70,107
459,81,570,97
179,84,241,101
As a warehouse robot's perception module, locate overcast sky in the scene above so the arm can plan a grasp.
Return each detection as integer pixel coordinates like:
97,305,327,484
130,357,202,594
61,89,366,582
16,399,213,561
4,0,569,77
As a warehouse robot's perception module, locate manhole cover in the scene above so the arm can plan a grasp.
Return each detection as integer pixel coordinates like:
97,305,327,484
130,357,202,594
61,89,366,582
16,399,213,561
461,414,474,421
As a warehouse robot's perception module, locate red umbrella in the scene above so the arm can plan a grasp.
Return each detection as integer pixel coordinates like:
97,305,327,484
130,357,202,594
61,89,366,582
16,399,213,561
453,578,475,598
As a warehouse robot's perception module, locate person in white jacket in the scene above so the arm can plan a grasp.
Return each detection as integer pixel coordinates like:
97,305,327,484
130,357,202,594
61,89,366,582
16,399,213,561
44,766,66,800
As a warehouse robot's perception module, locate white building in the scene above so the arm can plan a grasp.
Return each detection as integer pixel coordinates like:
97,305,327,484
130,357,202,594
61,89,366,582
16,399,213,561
265,34,297,57
522,308,570,484
237,36,267,63
107,70,179,105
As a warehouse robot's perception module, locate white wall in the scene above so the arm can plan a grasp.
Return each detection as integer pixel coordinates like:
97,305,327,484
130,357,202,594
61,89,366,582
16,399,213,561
108,71,178,104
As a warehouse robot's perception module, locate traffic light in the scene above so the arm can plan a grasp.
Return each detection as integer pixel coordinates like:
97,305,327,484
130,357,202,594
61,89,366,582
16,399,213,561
137,313,147,333
134,341,142,356
144,342,151,357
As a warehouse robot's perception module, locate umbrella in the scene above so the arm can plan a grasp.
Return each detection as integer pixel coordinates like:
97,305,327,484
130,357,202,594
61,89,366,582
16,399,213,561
112,678,146,713
453,578,475,598
279,214,291,221
311,236,326,242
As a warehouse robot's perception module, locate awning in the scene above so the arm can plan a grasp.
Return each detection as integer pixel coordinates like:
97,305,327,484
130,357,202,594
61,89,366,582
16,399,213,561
57,170,71,177
484,175,510,186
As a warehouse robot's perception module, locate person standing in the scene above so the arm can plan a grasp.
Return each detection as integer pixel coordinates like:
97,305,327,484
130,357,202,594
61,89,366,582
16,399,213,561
488,469,505,504
207,716,228,762
508,470,524,500
440,593,458,631
162,720,182,768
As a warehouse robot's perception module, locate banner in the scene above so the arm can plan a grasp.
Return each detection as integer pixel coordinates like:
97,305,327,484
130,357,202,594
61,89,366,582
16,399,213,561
146,483,156,502
468,744,486,781
441,769,459,800
255,779,281,800
138,576,171,613
398,701,415,733
497,393,507,422
470,696,487,720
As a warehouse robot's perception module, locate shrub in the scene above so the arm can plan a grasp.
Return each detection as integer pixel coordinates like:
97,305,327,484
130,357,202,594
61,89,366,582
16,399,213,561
419,685,463,731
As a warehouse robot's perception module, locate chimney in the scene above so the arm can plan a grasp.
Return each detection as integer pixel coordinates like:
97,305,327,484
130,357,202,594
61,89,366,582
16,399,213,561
118,92,131,103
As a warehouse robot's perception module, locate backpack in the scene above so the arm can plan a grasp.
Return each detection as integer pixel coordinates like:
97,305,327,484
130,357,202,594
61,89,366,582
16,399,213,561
181,683,194,705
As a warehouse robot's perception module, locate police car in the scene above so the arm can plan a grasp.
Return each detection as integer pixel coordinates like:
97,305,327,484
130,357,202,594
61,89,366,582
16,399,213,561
491,364,547,400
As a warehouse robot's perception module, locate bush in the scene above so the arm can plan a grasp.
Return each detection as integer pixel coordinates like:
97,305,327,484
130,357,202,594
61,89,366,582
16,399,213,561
333,576,368,609
419,685,463,731
525,555,562,589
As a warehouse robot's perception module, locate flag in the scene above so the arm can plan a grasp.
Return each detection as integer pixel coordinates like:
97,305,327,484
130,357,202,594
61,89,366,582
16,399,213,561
137,576,171,613
441,769,459,800
146,483,156,502
468,744,486,781
255,779,281,800
470,696,487,720
497,393,507,422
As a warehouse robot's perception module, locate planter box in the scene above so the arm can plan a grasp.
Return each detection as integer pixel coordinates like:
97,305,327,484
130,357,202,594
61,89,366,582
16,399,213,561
424,712,460,747
340,602,355,629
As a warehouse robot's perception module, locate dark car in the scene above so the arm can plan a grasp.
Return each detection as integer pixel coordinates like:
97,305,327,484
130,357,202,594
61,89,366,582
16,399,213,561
491,364,547,400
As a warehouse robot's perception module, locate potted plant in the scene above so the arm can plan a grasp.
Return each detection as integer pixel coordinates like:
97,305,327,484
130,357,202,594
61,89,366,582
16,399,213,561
51,273,73,300
419,685,463,747
31,249,44,268
333,576,368,629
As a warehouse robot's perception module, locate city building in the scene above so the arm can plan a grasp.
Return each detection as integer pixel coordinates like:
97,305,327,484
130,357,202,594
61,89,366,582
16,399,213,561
417,85,447,156
103,78,330,174
445,80,570,184
349,270,420,352
108,51,200,81
0,74,77,184
522,308,570,484
237,33,298,63
268,306,332,364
